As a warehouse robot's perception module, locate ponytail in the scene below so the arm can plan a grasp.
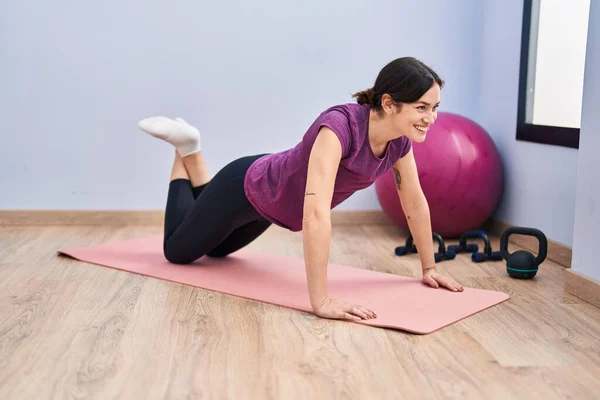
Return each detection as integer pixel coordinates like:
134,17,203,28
352,87,375,106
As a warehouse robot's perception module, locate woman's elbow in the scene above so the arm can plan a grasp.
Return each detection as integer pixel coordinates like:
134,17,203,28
302,206,331,227
401,190,428,211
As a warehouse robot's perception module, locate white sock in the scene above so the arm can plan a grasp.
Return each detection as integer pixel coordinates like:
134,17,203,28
138,116,201,157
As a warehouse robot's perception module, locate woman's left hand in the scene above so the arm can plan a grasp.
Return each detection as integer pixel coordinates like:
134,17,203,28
422,267,464,292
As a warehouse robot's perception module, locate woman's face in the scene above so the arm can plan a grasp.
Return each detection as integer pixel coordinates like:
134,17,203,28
385,83,441,143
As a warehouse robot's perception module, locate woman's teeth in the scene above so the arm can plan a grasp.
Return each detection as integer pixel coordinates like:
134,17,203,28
414,125,427,132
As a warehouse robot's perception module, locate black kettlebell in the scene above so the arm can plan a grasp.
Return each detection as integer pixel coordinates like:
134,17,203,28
500,227,547,279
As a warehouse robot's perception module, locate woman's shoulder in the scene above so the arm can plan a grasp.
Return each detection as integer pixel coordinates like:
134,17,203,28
320,102,369,120
390,135,413,158
316,103,370,133
306,103,369,158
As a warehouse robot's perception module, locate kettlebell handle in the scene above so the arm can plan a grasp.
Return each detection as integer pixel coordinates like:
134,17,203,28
500,226,548,265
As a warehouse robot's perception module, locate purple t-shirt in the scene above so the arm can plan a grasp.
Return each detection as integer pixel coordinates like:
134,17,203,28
244,103,412,231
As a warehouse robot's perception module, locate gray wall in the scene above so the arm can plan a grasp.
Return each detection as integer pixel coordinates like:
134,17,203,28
0,0,483,210
572,0,600,281
5,0,594,270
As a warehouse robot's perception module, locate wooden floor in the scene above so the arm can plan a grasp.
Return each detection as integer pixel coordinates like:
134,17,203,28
1,224,600,400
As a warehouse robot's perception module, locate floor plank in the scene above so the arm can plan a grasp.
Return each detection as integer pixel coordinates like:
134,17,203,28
1,224,600,399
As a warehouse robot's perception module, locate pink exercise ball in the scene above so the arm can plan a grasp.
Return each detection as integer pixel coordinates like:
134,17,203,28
375,112,503,238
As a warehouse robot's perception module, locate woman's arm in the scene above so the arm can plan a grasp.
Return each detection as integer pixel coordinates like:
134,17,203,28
302,127,377,319
302,127,341,309
392,149,436,272
392,149,464,291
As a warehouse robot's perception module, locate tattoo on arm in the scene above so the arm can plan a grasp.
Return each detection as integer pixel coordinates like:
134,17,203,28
392,167,401,190
305,192,316,196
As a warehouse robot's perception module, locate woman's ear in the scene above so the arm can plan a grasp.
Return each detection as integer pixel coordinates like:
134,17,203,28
381,94,395,115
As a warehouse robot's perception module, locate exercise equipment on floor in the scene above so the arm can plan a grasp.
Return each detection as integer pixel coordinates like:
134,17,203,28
447,231,479,254
500,226,548,279
447,230,503,263
375,112,503,238
395,232,456,262
395,227,548,279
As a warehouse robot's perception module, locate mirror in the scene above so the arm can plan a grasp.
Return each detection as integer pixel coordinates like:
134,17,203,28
517,0,590,148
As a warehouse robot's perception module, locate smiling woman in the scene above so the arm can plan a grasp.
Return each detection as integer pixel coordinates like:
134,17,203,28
137,56,462,325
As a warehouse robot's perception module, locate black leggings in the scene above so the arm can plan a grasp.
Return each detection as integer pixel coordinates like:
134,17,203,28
163,154,272,264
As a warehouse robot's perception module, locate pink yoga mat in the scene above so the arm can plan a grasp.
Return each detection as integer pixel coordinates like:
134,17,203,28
58,235,509,334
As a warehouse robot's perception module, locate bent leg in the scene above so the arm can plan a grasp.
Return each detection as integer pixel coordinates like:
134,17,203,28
163,154,268,264
163,179,208,245
163,151,209,240
206,220,272,258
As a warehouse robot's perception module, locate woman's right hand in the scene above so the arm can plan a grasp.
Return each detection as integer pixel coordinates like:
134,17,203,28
313,297,377,322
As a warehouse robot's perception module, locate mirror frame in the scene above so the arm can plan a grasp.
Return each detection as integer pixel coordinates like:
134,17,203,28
516,0,580,149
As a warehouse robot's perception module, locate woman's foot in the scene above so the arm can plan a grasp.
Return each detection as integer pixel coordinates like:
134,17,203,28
138,116,200,157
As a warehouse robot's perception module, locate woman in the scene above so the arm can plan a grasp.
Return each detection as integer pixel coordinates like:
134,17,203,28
138,57,464,324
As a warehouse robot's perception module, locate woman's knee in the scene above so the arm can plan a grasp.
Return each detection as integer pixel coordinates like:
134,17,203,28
206,248,231,258
163,241,201,265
